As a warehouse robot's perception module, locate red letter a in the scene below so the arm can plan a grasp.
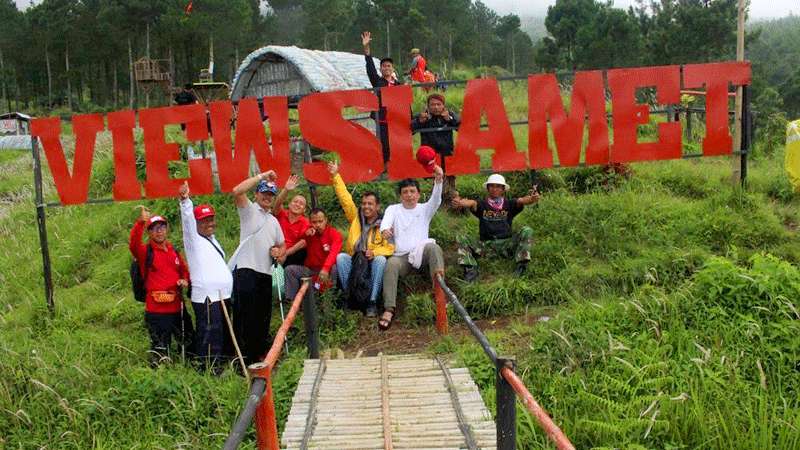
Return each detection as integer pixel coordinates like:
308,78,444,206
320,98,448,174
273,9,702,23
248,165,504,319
449,78,526,175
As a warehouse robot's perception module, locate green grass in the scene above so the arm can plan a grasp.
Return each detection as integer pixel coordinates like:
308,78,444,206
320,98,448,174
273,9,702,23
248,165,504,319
2,108,800,448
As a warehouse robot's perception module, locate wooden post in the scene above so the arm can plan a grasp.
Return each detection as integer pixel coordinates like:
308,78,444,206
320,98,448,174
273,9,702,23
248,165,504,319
65,42,71,111
731,0,745,184
32,138,55,314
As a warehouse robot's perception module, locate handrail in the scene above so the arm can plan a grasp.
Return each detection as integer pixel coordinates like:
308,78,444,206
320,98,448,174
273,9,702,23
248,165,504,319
500,367,575,450
435,274,575,450
224,278,315,450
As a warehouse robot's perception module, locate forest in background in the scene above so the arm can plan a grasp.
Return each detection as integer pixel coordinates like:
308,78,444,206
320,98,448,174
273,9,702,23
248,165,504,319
0,0,798,126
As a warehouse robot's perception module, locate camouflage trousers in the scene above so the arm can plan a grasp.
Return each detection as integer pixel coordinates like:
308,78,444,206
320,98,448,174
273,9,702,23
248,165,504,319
456,226,533,268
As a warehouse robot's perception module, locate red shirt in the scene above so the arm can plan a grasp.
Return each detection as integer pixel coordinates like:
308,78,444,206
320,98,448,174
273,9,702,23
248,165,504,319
277,209,310,250
129,220,189,314
304,226,343,273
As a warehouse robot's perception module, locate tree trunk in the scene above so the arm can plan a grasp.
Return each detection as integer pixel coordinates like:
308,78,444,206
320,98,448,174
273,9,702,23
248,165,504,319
386,18,390,59
66,42,72,111
45,43,53,108
113,60,118,109
128,36,135,109
0,47,7,113
511,36,516,75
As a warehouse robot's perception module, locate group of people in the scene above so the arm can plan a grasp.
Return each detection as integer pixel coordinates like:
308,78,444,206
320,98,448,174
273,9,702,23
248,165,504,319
129,165,539,370
128,30,540,371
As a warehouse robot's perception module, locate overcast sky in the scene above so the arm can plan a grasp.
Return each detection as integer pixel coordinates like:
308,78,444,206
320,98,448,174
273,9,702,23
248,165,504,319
13,0,796,19
484,0,795,19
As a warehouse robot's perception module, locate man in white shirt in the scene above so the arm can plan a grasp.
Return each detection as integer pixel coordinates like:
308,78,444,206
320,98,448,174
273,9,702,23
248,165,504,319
379,165,445,330
229,171,286,365
179,181,233,372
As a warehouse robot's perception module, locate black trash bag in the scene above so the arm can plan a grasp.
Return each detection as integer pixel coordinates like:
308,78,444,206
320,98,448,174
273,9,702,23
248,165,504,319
346,252,372,312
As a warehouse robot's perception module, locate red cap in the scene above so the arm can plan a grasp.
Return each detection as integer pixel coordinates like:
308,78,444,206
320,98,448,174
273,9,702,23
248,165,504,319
416,145,437,174
147,215,167,229
193,204,215,220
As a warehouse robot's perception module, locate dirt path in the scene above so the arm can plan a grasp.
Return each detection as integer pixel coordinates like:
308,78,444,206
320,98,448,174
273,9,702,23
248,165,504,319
333,313,551,358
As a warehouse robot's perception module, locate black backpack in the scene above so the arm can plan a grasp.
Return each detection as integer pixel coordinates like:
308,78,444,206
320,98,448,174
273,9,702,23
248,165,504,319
346,251,372,312
130,246,154,303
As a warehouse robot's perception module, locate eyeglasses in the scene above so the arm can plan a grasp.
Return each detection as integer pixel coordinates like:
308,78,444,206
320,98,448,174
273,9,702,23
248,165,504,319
149,223,167,232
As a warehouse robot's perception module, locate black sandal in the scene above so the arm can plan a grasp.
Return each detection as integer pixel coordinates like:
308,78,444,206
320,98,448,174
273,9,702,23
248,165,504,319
378,309,395,331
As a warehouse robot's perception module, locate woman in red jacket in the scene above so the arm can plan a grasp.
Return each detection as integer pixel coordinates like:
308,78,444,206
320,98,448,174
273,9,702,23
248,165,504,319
129,207,193,366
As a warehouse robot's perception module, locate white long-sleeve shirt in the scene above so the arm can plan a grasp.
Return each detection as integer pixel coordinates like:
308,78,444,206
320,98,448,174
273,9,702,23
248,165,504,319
380,179,442,256
180,198,233,303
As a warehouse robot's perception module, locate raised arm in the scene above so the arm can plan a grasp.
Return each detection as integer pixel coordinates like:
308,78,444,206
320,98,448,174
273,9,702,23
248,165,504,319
128,207,149,260
178,181,198,249
423,165,444,217
232,170,276,208
273,174,299,214
516,187,541,206
329,162,357,223
450,193,478,212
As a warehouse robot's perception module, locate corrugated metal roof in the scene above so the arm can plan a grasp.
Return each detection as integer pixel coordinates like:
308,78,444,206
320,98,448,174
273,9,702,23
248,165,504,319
230,45,381,101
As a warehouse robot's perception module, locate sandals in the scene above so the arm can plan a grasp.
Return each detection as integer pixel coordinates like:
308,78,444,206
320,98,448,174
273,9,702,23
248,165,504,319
378,309,395,331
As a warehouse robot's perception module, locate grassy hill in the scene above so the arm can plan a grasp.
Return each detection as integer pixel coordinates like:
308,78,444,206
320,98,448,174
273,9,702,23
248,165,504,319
1,104,799,447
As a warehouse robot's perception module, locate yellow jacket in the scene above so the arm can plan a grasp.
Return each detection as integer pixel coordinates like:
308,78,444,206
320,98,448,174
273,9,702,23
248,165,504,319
332,174,395,256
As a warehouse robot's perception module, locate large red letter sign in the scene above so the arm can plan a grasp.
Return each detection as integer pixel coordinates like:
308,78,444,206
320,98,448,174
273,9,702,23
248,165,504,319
31,114,104,205
209,97,292,191
108,110,141,201
608,65,681,163
298,89,383,184
384,85,430,180
528,71,608,168
450,78,526,174
683,62,751,156
139,104,211,198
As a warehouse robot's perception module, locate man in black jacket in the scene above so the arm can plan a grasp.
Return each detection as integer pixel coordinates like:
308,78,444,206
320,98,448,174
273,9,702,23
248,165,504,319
412,93,461,201
362,31,401,164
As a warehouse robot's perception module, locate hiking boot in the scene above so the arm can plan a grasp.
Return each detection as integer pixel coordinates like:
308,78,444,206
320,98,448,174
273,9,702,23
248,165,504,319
514,262,528,276
463,266,479,282
365,305,378,317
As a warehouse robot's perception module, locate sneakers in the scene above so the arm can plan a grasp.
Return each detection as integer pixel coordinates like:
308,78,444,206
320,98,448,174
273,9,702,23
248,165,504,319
365,305,378,317
463,266,479,282
514,262,528,276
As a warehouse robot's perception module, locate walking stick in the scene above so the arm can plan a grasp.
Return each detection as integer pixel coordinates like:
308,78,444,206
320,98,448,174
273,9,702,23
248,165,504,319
180,299,185,363
220,294,250,383
273,264,289,354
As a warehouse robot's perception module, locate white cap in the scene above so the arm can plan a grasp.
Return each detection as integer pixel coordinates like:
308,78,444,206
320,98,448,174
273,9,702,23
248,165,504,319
483,174,509,190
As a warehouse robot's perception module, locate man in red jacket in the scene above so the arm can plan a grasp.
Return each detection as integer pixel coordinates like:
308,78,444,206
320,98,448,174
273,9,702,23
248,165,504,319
129,207,193,366
285,208,343,300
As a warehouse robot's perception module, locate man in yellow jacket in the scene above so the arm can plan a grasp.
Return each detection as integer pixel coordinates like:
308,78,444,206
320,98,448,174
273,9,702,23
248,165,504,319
328,162,395,317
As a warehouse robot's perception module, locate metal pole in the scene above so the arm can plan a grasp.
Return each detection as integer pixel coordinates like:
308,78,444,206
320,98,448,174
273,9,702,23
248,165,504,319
302,277,320,359
740,84,751,188
223,377,268,450
250,362,280,450
496,357,517,450
31,137,55,314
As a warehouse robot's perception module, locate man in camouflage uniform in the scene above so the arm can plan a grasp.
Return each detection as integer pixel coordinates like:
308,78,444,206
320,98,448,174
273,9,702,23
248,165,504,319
451,174,540,281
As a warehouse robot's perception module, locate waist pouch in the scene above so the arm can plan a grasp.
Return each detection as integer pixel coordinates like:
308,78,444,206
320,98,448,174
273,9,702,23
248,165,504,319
151,291,177,303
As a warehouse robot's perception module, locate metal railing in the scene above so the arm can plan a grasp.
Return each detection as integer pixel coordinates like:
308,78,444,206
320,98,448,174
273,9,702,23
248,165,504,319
223,278,318,450
435,274,576,450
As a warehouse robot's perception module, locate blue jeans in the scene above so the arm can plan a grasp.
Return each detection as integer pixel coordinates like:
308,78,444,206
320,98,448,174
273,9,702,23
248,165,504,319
336,253,387,305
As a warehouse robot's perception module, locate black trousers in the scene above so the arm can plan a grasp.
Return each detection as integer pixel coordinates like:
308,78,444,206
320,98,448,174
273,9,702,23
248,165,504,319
233,268,273,365
192,298,232,368
144,311,181,364
378,123,390,163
